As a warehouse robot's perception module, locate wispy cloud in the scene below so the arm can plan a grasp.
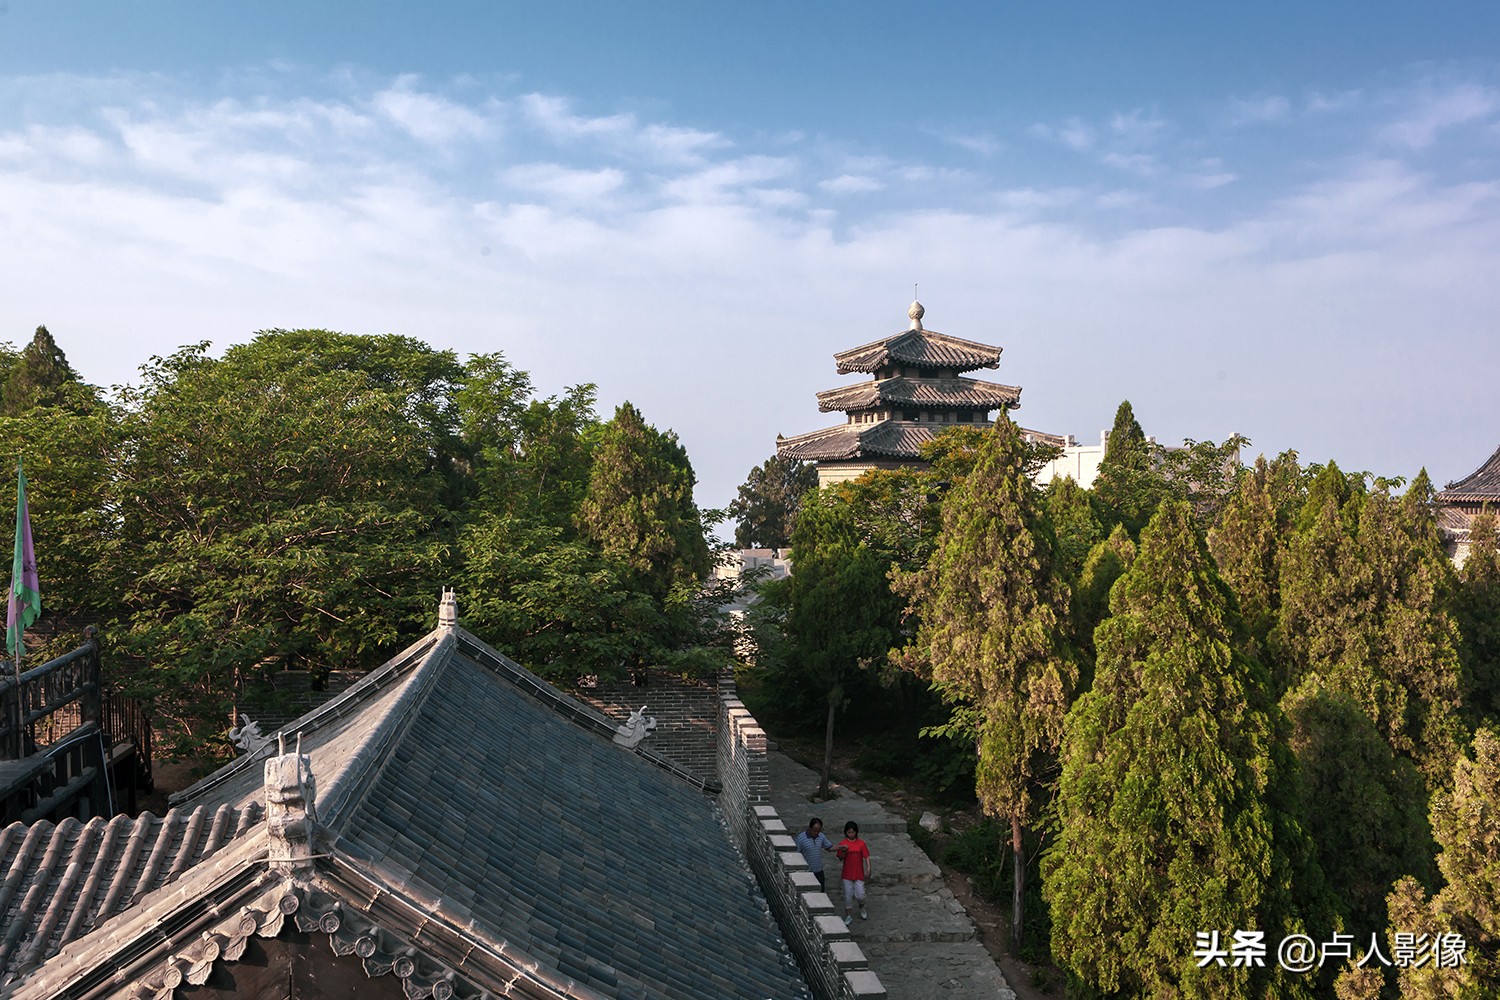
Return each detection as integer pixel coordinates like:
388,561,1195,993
819,173,883,195
1380,81,1500,148
1228,94,1291,125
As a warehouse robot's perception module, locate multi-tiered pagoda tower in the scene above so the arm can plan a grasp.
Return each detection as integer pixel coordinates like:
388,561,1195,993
778,301,1027,487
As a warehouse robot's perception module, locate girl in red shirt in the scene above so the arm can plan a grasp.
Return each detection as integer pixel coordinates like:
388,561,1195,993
835,821,871,924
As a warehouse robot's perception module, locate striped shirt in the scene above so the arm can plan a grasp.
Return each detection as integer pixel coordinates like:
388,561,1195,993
794,830,835,872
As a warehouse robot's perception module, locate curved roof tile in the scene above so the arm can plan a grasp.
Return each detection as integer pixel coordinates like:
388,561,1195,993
815,375,1021,412
833,329,1002,374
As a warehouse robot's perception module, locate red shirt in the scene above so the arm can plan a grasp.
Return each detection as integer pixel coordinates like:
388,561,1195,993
838,838,869,881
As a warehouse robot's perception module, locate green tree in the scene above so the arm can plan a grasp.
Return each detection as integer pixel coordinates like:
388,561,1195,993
1070,523,1136,682
1207,452,1305,657
1092,400,1171,536
1276,463,1464,782
1042,476,1102,583
115,339,449,752
1281,678,1433,943
1385,728,1500,998
577,402,710,599
894,413,1075,951
1044,501,1316,1000
1,326,100,415
728,454,818,549
1456,510,1500,725
786,489,900,798
455,351,598,528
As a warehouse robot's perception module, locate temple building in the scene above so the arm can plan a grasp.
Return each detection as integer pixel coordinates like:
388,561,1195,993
777,301,1032,487
0,592,869,1000
1437,443,1500,565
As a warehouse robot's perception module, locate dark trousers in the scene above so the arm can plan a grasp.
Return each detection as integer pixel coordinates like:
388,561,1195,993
813,870,826,890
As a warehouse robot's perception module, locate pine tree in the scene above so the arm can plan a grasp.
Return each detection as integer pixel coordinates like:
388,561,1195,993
1456,509,1500,726
1044,501,1315,999
1385,728,1500,998
893,413,1075,952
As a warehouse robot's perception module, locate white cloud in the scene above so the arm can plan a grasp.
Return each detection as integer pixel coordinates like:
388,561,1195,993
819,174,883,195
373,81,493,145
503,163,627,203
1029,117,1094,151
2,67,1498,515
1380,81,1500,148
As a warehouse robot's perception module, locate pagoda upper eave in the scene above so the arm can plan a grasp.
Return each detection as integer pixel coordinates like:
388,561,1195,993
777,421,937,462
815,375,1021,413
834,328,1002,375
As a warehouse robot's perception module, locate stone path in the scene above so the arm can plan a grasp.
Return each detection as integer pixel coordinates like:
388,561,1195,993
765,750,1017,1000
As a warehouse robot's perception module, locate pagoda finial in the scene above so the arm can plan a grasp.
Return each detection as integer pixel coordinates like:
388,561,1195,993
908,299,925,331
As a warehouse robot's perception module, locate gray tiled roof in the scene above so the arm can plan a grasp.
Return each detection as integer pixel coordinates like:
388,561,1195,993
777,420,942,461
0,804,262,988
815,375,1021,412
1438,444,1500,503
834,329,1002,374
174,629,810,1000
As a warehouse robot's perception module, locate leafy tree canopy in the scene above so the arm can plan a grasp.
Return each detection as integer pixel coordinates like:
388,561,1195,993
727,454,817,549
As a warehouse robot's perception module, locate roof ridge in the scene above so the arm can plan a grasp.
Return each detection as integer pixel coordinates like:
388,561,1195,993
319,630,457,834
171,631,443,807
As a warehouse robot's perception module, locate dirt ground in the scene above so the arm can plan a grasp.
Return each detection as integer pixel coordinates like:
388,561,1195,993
774,733,1062,1000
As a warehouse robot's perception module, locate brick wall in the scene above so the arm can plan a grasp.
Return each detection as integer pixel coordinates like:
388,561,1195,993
718,691,886,1000
573,670,723,783
238,670,364,734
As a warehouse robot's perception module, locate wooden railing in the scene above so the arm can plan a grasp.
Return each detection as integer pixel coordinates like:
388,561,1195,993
0,631,154,822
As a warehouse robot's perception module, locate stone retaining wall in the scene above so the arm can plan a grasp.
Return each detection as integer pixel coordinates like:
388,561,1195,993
718,692,886,1000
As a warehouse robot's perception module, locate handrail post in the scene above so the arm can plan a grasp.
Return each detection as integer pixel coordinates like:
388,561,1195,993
81,626,102,729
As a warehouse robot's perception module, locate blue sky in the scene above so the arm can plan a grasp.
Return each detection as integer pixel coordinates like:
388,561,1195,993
3,2,1499,512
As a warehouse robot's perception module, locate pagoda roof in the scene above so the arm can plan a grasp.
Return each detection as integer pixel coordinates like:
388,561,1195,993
776,420,952,462
816,375,1021,413
1437,444,1500,504
834,328,1002,374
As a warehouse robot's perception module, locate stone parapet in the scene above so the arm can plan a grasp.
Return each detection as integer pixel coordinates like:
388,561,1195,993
718,692,886,1000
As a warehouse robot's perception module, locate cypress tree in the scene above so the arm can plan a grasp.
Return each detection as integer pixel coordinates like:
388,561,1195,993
1457,510,1500,725
1207,452,1304,658
1070,523,1136,683
1281,678,1433,943
1,325,97,415
1044,501,1315,999
1042,475,1103,583
1276,464,1464,782
1385,728,1500,998
893,412,1075,952
1093,399,1171,536
577,401,710,599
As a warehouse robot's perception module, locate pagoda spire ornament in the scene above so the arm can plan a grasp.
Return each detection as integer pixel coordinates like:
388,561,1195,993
908,299,925,331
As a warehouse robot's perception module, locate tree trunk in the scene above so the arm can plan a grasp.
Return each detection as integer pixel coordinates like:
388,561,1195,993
819,689,838,800
1010,814,1025,954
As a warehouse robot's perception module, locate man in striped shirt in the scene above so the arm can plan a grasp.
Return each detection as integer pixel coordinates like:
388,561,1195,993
793,817,835,889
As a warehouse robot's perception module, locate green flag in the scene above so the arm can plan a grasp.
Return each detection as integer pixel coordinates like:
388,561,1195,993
7,462,40,659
